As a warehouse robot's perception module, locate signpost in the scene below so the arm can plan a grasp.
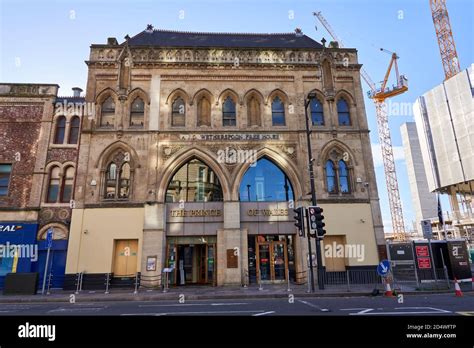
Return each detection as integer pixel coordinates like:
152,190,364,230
420,220,437,283
421,219,433,239
41,228,53,295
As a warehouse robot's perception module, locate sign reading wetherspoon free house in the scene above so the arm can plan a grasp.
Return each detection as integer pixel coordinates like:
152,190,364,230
179,134,281,141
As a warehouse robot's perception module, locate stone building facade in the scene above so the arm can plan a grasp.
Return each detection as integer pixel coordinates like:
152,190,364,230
0,84,83,288
66,28,384,287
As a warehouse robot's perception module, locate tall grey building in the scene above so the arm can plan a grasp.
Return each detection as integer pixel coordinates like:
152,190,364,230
400,122,437,235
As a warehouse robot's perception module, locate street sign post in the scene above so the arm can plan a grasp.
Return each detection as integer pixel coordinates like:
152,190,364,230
42,228,53,295
377,259,391,277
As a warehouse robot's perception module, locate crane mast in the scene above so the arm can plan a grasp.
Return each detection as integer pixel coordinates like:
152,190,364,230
429,0,461,80
313,11,407,241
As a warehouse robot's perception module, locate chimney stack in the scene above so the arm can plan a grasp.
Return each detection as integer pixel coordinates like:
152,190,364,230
72,87,83,97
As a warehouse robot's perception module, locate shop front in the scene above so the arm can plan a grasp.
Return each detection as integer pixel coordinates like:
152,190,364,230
0,222,38,289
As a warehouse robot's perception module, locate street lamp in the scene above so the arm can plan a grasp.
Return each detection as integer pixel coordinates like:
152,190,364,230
304,92,325,290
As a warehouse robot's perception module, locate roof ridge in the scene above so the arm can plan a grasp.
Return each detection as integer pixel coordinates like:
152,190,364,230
152,28,298,36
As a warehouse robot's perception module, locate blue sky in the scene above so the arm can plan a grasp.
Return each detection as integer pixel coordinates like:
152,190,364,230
1,0,473,232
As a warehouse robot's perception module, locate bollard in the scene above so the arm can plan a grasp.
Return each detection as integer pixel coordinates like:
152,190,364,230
258,271,263,291
47,273,53,295
286,271,291,292
133,273,139,294
162,272,168,293
105,273,110,294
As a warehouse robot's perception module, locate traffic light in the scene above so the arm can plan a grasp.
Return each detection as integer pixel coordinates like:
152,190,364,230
293,207,305,237
308,206,326,238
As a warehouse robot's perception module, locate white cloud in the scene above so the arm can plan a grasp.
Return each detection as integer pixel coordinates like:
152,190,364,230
371,143,405,168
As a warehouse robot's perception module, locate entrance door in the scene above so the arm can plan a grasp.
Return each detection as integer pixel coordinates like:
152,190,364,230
167,243,216,286
256,240,288,283
113,240,138,277
323,236,346,272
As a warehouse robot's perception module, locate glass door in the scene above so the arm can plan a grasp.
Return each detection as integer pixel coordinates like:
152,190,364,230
256,242,271,281
207,244,216,285
272,241,288,282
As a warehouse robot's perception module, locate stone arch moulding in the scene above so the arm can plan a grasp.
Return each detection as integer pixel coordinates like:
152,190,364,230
266,88,290,106
334,89,356,107
165,88,190,105
307,88,325,102
217,88,241,106
230,146,303,201
127,87,150,105
243,89,265,103
96,87,119,105
95,140,141,170
191,88,214,106
157,146,232,202
37,223,69,240
317,139,358,167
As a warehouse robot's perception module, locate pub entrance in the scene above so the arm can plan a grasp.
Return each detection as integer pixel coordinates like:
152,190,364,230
166,236,216,286
249,235,292,284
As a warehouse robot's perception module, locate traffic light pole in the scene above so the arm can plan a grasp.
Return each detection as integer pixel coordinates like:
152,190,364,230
304,97,325,290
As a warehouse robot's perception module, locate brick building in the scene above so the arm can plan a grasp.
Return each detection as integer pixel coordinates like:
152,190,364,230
0,84,84,289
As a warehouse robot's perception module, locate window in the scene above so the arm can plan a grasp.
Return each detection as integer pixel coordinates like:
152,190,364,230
247,96,261,126
310,98,324,126
171,97,185,127
239,158,294,202
0,164,12,196
47,166,61,203
166,159,223,202
325,158,351,194
54,116,66,144
104,153,132,200
68,116,80,144
197,97,211,126
119,163,131,198
61,167,75,202
105,163,117,199
338,160,350,193
271,96,285,126
222,96,236,127
325,160,337,194
130,97,145,127
100,96,115,127
337,99,351,126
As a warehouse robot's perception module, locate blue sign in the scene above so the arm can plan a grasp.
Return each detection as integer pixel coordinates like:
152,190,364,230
377,259,391,277
46,228,53,248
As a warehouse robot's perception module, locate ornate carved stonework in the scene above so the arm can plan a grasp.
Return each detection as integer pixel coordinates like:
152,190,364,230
162,145,184,161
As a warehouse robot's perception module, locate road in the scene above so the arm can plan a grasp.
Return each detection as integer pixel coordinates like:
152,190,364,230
0,293,472,316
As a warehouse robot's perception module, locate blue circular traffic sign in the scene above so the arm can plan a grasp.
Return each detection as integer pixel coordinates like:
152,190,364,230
377,259,391,277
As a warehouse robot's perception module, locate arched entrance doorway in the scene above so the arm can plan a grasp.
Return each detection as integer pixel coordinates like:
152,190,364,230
239,157,296,284
165,158,223,286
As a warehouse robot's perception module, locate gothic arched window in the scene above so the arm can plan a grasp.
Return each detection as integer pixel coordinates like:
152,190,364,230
310,98,324,126
271,96,285,126
337,98,351,126
100,96,115,127
104,152,133,200
68,116,80,144
171,97,185,127
54,116,66,144
222,96,236,127
130,97,144,127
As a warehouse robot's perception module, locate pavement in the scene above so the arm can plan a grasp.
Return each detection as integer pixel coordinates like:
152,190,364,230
0,283,464,303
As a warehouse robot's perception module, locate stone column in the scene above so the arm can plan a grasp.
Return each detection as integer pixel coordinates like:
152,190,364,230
216,201,244,286
140,203,166,287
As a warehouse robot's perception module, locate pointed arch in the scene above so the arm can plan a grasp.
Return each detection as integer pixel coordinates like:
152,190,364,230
217,88,240,106
334,89,356,106
266,88,289,105
128,87,150,105
96,87,119,105
165,88,190,105
243,89,265,103
231,146,303,201
157,147,231,202
318,139,357,167
191,88,214,106
95,140,140,170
